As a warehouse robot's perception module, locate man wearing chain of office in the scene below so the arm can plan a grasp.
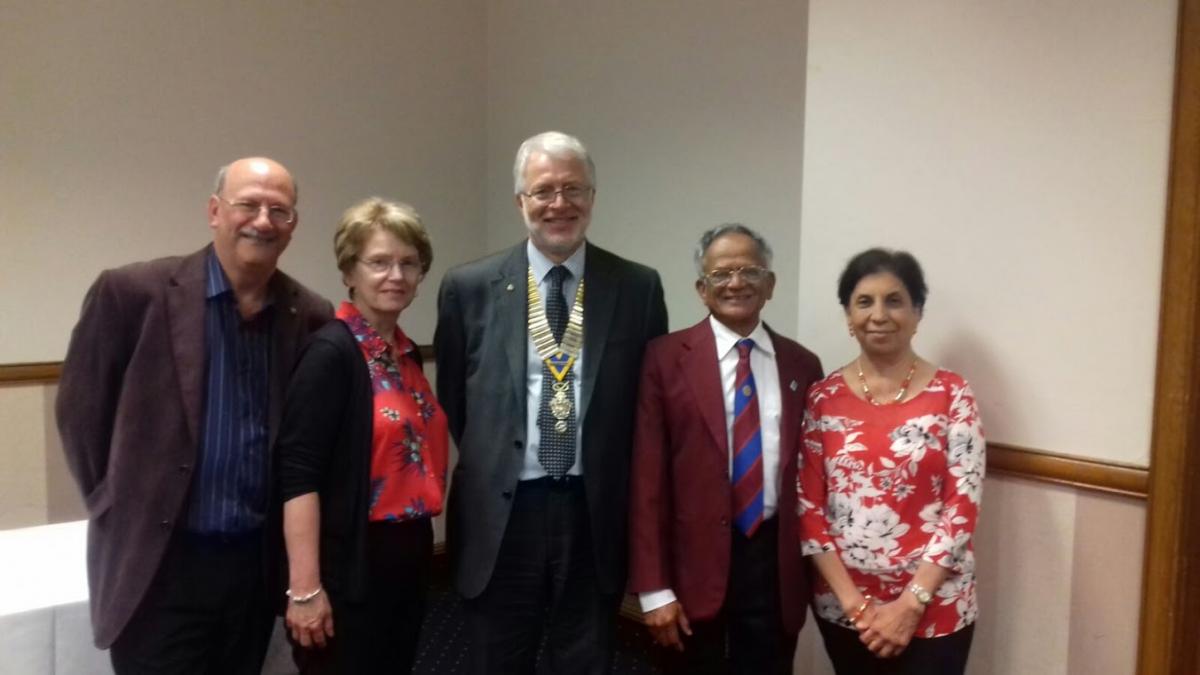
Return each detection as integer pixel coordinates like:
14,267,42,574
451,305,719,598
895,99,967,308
435,131,668,673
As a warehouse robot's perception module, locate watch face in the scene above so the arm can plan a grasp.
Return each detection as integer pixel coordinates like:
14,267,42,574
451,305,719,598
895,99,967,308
917,589,932,604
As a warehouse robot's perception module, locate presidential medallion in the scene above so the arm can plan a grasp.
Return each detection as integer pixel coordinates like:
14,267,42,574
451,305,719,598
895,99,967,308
550,381,573,432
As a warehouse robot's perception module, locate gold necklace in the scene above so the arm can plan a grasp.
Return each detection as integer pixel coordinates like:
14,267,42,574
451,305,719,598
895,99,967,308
856,358,916,405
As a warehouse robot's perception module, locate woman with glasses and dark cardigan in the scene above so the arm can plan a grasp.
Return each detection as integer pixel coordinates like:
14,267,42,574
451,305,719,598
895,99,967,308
275,197,448,673
798,248,984,674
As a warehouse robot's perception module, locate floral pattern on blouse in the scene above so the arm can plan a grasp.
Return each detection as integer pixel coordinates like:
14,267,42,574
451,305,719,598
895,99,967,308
797,369,984,637
338,301,448,522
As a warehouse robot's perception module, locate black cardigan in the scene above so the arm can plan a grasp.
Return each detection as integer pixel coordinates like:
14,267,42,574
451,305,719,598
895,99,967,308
275,319,423,603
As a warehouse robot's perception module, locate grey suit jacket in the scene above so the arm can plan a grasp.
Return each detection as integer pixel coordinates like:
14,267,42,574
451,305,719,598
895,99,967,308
435,240,668,598
56,245,331,648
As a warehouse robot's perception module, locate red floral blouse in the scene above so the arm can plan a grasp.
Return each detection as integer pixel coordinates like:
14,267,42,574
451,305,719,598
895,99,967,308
337,302,448,522
798,369,984,638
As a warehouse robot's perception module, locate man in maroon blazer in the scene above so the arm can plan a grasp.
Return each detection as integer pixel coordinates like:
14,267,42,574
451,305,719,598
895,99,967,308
629,224,823,674
56,157,331,673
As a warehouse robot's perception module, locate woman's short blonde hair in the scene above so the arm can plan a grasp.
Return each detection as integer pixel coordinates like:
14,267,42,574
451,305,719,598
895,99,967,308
334,197,433,276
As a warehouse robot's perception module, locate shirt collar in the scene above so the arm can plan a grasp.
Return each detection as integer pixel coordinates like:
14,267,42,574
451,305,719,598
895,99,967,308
527,239,586,283
336,301,413,360
709,315,774,359
204,248,276,308
204,248,232,299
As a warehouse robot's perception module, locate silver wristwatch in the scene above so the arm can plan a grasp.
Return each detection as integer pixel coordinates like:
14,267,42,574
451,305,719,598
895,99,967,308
906,582,932,605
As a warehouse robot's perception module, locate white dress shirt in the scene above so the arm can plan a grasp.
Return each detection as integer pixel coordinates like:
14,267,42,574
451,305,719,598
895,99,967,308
638,315,782,612
520,240,586,479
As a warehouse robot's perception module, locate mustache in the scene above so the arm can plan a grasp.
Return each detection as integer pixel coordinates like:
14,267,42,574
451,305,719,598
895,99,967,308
238,227,278,242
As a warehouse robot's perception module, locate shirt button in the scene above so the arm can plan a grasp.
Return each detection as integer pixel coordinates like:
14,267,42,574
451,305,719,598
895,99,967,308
513,440,524,449
720,517,729,527
502,491,513,500
178,464,191,473
159,519,171,530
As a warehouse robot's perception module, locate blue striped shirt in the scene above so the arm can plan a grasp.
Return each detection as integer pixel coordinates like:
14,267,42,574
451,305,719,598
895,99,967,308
185,251,274,533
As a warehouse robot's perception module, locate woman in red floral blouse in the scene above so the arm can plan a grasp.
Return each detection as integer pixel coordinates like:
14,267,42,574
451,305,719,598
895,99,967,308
276,197,448,673
798,249,984,674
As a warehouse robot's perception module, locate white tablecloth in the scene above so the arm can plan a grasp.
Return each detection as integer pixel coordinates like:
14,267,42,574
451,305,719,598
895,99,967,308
0,521,294,675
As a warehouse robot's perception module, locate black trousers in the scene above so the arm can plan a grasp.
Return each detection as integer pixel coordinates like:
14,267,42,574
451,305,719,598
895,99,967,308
463,476,619,675
109,530,273,675
658,518,797,675
817,618,975,675
291,517,433,674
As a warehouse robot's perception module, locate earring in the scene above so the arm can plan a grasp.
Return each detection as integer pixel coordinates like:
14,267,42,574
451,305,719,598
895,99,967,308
848,327,856,338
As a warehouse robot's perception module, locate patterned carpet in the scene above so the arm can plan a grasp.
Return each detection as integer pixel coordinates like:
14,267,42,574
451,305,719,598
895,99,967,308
412,582,664,674
264,564,665,674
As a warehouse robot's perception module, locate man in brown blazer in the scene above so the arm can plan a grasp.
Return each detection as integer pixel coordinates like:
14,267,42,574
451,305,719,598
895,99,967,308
56,157,331,673
628,224,823,674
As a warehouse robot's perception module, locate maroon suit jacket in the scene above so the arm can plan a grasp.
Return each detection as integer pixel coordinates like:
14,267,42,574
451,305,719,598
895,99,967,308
628,318,823,633
56,246,331,648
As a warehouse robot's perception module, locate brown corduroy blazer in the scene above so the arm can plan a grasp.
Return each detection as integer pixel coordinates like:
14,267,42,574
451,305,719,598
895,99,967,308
56,245,331,648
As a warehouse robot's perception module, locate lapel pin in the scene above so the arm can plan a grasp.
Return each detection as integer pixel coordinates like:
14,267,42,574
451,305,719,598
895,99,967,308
506,283,514,292
789,379,799,391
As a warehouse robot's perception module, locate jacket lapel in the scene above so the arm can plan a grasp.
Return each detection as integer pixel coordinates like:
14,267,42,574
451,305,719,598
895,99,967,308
493,243,529,421
579,243,617,422
681,320,729,458
166,248,209,448
768,325,802,467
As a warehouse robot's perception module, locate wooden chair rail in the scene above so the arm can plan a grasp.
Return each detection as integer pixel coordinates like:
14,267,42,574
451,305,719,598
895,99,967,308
2,359,1148,499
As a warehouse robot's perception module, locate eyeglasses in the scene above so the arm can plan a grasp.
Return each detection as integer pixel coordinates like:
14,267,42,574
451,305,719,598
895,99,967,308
520,184,594,205
358,257,425,279
703,265,771,286
215,195,296,226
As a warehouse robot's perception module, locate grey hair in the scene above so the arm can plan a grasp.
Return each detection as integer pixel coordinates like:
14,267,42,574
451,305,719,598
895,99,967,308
212,163,299,203
213,165,230,196
512,131,596,194
693,223,774,277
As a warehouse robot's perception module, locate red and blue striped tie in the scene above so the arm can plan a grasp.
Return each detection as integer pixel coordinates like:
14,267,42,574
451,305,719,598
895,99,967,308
732,338,764,537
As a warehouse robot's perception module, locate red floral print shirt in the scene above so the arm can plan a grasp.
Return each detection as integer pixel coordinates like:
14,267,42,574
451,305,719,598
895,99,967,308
798,369,984,638
337,302,448,522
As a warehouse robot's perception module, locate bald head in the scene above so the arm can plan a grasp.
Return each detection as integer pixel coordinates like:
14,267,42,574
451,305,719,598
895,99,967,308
214,157,298,204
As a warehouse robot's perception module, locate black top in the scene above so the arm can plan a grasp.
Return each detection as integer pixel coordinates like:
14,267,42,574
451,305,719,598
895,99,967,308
274,319,423,604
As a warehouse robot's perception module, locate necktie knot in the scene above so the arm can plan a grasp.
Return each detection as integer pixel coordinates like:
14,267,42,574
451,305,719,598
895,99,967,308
545,265,571,344
736,338,755,359
548,265,570,289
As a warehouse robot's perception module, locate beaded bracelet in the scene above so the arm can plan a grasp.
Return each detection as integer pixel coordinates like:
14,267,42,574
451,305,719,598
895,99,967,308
848,595,874,623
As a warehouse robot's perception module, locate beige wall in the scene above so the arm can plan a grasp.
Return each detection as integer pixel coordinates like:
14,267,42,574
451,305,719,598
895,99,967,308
0,385,52,529
0,0,487,360
798,0,1176,467
484,0,809,333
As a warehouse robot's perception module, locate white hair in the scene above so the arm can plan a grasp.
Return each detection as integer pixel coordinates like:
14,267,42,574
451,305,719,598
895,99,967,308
512,131,595,194
694,223,774,276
